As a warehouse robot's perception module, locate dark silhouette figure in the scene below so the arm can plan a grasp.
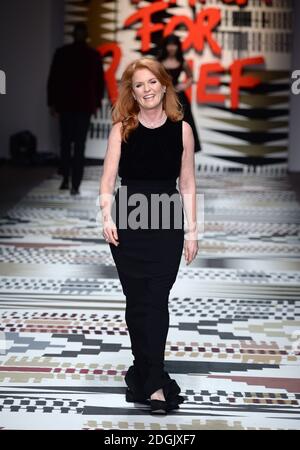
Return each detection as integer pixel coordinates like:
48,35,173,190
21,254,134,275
47,23,105,195
157,34,201,152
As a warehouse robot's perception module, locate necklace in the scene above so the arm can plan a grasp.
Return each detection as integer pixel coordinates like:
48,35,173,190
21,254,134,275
138,111,167,129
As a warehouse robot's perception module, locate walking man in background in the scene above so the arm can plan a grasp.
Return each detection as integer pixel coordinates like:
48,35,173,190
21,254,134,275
47,23,105,195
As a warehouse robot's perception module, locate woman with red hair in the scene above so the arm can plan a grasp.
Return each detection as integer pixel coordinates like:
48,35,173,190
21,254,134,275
99,57,198,415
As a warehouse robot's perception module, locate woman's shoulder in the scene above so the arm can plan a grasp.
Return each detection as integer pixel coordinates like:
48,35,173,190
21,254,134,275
111,121,123,134
182,121,194,149
182,120,192,132
109,121,123,143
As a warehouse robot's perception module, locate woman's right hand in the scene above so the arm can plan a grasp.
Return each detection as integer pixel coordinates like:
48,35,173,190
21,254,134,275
184,238,198,265
102,217,119,246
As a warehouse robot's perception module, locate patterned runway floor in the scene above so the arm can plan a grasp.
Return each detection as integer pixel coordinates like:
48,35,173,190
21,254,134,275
0,160,300,430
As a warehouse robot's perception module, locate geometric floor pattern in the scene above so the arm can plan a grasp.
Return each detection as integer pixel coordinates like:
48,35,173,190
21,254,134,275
0,161,299,429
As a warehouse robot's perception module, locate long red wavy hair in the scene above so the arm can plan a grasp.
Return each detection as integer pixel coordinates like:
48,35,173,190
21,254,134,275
110,57,184,142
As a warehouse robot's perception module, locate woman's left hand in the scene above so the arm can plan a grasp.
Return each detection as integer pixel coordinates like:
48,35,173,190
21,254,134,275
184,238,199,265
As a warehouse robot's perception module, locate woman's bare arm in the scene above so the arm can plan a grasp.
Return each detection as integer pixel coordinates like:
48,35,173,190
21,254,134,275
178,121,197,239
99,122,122,225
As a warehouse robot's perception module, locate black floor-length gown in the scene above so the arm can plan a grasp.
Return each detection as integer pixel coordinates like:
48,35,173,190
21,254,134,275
109,116,185,404
165,61,201,153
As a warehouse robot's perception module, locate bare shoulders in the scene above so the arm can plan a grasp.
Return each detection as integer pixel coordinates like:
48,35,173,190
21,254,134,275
182,120,193,133
182,120,194,150
109,121,122,142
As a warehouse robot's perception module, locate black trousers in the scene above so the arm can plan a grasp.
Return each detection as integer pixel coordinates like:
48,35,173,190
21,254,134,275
117,265,180,398
59,111,91,189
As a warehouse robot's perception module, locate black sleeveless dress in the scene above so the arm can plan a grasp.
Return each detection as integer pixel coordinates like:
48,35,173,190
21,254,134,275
110,116,184,279
108,116,185,405
165,61,201,152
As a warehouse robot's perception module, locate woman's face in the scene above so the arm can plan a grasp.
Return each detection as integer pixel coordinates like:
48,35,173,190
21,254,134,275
166,42,178,56
132,68,165,111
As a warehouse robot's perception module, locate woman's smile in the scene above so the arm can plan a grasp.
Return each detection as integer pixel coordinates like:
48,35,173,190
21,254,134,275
132,68,165,108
